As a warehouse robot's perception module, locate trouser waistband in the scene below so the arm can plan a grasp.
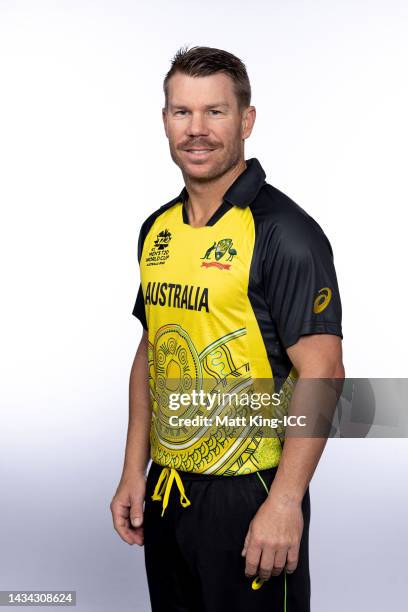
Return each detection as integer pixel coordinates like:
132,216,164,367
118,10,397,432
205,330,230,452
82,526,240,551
149,460,278,481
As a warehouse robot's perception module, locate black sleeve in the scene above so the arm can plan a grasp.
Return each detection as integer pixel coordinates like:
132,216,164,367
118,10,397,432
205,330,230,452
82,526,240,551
131,221,148,331
263,218,343,349
132,282,147,330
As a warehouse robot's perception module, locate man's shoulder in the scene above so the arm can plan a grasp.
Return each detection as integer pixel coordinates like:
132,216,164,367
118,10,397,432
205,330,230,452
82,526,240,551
140,196,180,231
137,196,180,260
251,181,331,252
138,194,181,240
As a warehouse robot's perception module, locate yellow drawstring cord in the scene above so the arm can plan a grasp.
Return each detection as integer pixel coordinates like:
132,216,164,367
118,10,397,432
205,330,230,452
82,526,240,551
252,571,288,610
151,467,191,517
251,576,265,590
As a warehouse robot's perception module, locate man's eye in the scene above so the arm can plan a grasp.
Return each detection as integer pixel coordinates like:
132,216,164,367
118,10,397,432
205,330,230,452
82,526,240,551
174,110,187,115
209,110,221,115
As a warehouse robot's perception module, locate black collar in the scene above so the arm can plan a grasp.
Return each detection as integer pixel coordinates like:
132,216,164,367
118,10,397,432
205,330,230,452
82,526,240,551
167,157,266,208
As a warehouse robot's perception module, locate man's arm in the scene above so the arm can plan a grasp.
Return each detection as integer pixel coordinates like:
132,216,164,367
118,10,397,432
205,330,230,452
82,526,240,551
270,333,345,507
242,333,345,580
123,329,151,478
110,329,151,546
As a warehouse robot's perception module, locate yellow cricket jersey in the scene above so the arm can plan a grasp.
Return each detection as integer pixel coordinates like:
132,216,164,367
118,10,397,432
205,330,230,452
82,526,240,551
132,158,343,475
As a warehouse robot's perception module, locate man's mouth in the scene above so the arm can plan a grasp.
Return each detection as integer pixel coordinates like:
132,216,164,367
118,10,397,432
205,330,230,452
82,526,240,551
184,148,215,157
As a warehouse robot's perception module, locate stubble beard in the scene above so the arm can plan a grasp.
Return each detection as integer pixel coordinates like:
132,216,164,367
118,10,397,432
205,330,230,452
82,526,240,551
169,139,243,184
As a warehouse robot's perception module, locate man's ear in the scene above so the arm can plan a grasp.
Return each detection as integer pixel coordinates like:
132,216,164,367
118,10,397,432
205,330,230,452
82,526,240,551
242,106,256,140
162,107,169,138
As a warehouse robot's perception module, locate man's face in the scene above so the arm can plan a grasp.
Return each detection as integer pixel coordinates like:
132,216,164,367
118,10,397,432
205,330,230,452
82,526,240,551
163,71,255,182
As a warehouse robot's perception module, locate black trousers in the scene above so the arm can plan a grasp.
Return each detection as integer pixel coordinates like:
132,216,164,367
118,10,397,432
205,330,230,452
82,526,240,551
144,461,311,612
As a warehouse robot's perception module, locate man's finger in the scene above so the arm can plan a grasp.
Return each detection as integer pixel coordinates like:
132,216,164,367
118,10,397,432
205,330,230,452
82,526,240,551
111,499,141,545
270,549,287,576
130,498,144,528
285,544,300,573
113,514,140,544
258,547,276,581
244,541,262,577
241,530,250,556
130,525,144,546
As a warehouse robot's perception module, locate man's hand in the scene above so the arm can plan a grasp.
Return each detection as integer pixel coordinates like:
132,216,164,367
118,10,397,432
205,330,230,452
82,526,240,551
110,473,146,546
241,494,304,580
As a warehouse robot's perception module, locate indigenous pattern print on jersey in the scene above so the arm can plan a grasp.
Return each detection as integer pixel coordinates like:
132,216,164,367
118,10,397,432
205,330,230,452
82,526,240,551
132,158,343,475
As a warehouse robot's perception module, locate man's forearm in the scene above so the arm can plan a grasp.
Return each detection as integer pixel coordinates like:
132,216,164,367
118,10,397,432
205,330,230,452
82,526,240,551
121,332,151,479
268,437,327,505
269,364,345,505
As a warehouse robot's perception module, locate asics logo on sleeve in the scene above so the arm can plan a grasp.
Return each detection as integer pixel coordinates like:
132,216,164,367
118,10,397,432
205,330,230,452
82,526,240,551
313,287,332,314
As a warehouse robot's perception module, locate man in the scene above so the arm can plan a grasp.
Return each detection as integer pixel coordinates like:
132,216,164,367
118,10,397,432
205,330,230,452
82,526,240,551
111,45,345,612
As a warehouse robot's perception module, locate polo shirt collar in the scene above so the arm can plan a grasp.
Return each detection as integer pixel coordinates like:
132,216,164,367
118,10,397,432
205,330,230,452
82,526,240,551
172,157,266,208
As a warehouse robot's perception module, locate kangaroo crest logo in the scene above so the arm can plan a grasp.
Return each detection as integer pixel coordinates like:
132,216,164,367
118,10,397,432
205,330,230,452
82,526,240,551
200,238,237,270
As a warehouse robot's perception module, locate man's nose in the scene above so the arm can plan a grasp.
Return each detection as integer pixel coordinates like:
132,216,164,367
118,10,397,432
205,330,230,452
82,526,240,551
186,112,209,136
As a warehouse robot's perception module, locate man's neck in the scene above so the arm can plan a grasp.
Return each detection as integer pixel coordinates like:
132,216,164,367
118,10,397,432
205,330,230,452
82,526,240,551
183,158,247,227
